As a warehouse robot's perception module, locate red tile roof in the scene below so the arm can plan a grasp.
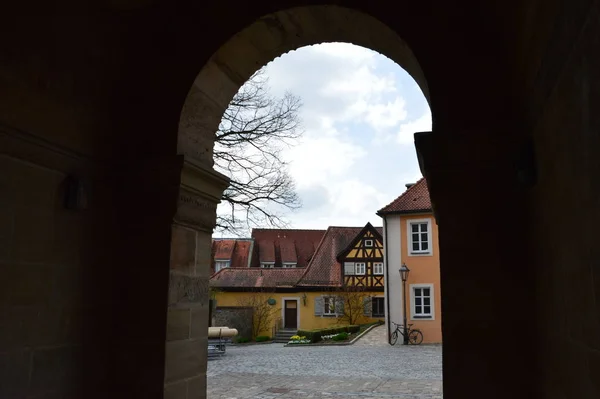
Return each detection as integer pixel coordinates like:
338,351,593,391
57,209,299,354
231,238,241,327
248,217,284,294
279,239,297,263
298,224,383,287
210,268,306,289
377,178,432,215
231,240,252,268
211,239,253,273
258,240,276,263
210,225,384,289
213,239,235,260
252,229,325,268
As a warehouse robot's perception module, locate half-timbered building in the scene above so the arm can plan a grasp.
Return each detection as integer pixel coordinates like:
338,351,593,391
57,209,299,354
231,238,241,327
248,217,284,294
209,223,385,338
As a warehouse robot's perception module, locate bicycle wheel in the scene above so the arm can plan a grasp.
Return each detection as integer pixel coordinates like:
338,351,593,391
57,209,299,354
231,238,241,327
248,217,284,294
408,329,423,345
390,331,399,345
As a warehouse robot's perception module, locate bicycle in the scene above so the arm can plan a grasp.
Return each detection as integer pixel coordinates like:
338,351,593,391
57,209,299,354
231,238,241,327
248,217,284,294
390,321,424,345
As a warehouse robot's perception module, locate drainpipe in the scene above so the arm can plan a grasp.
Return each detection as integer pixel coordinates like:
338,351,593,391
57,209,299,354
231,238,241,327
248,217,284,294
383,215,392,345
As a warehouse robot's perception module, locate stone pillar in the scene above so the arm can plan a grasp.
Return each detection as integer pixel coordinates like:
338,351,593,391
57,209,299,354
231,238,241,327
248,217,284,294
415,130,537,399
164,158,229,399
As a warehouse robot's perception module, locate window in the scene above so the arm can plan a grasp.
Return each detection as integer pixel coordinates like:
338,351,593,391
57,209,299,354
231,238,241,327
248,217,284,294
355,262,366,275
261,263,274,268
373,262,384,275
408,219,432,255
411,284,434,319
323,296,337,315
214,260,230,272
282,263,296,268
364,239,373,247
371,297,385,317
344,262,355,275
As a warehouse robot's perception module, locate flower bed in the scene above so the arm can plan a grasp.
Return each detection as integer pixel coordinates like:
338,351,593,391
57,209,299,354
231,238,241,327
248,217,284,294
296,325,360,343
287,335,311,344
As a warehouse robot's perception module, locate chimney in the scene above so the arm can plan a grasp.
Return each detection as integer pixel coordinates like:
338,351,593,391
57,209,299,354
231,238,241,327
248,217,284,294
405,183,415,189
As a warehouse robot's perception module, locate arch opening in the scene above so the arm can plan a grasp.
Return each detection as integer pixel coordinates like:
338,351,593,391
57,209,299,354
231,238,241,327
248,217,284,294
172,5,439,399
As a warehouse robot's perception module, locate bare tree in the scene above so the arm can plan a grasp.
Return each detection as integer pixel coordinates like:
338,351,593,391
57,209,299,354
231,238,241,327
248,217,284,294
235,290,279,339
335,286,369,325
214,70,303,234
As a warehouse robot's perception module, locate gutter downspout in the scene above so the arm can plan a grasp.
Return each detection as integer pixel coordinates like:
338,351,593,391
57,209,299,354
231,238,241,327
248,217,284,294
382,214,392,345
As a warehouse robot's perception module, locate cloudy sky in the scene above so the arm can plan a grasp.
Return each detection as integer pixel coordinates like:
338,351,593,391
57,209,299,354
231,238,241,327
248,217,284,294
215,43,431,236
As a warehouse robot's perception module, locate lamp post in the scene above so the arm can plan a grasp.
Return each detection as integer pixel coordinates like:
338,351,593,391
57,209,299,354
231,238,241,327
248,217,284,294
399,263,410,345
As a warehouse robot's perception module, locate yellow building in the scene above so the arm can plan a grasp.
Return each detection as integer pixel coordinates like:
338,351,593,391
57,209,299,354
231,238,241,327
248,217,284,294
377,178,442,344
209,223,385,340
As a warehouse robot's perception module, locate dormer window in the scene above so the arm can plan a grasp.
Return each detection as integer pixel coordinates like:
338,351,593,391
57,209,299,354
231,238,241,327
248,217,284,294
214,260,230,272
261,262,275,268
282,262,297,268
364,239,373,247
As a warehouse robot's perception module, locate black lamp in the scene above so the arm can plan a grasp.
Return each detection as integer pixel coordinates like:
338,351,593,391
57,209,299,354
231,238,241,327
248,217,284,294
399,263,410,344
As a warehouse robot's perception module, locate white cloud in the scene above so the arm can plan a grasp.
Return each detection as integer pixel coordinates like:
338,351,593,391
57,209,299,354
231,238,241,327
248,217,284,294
215,43,431,234
284,131,367,188
396,111,432,145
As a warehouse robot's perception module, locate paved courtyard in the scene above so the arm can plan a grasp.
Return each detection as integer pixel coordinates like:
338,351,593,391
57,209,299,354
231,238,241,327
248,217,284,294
207,326,443,398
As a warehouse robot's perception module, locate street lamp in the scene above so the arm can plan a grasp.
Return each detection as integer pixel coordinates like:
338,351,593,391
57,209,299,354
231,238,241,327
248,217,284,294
399,263,410,345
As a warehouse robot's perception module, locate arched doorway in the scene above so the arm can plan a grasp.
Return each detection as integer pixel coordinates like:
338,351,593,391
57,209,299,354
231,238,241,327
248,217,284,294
170,6,433,399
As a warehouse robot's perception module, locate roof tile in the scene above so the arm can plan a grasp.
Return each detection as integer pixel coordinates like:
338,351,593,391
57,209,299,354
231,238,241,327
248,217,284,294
210,268,305,288
377,178,431,214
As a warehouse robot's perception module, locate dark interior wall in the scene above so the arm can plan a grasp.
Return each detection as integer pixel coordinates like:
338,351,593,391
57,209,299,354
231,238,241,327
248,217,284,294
1,1,599,398
521,1,600,396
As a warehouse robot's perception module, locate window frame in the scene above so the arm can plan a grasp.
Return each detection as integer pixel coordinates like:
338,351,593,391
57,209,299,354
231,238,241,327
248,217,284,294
409,283,434,320
373,262,384,275
355,262,366,275
323,296,337,316
364,239,374,247
214,260,230,272
371,296,385,317
406,218,433,256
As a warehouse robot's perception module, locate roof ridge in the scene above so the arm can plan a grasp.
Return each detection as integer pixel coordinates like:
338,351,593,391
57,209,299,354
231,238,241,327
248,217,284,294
377,177,426,214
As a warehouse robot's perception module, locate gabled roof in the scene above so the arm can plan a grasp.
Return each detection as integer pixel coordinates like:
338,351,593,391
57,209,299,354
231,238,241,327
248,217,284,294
335,222,383,261
377,178,432,215
213,239,235,260
211,239,253,270
297,224,383,287
210,268,305,289
210,224,384,289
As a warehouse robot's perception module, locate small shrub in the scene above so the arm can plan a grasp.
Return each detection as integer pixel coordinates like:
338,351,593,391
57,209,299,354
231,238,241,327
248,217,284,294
236,337,250,343
255,335,270,342
297,325,359,343
332,332,349,341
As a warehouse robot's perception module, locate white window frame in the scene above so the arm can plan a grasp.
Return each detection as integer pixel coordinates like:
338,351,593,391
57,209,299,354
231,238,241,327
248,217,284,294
364,239,373,247
355,262,366,275
282,262,297,268
373,262,384,275
407,218,433,256
323,296,337,316
214,260,230,272
409,283,434,320
261,262,275,268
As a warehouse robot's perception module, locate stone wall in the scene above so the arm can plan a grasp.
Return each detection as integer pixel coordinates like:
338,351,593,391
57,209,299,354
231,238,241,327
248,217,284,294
213,307,254,340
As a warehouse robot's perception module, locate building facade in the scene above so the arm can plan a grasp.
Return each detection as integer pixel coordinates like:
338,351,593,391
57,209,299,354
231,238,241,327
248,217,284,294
377,179,442,344
209,223,386,337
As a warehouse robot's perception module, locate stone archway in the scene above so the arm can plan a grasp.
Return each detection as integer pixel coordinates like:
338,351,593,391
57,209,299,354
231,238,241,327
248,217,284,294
168,6,431,398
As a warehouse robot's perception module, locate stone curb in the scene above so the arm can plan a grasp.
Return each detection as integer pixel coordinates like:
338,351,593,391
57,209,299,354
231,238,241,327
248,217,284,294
283,323,383,347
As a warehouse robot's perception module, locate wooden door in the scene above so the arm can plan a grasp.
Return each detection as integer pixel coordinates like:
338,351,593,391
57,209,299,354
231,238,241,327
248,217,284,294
284,300,298,329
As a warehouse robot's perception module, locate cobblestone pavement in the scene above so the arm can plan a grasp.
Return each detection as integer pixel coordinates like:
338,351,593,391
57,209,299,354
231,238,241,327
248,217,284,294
207,326,442,398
